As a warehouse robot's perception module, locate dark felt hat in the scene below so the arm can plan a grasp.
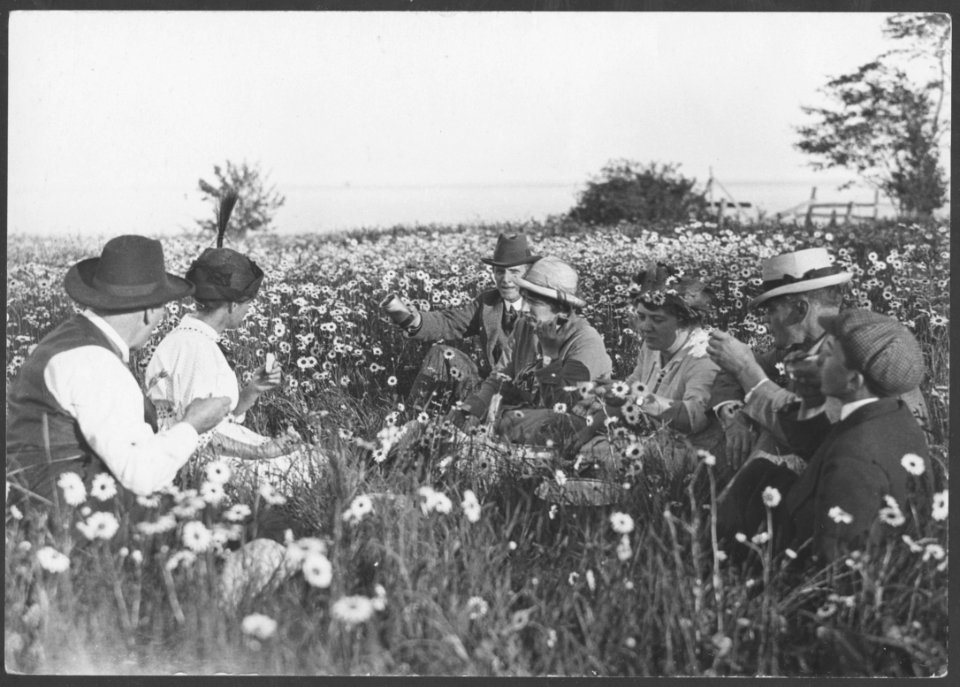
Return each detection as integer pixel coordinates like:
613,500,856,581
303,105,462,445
186,248,264,302
479,233,540,267
63,235,194,310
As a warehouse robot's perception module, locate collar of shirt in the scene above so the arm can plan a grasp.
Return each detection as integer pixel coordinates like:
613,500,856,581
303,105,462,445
175,314,221,342
504,298,524,313
840,397,879,421
81,309,130,363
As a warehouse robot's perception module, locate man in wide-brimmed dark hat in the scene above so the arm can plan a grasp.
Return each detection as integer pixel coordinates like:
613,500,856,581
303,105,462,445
706,247,929,475
6,235,231,507
716,309,934,564
380,232,540,409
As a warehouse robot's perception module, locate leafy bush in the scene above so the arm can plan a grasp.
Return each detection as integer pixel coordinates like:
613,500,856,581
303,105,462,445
197,160,286,240
568,160,708,225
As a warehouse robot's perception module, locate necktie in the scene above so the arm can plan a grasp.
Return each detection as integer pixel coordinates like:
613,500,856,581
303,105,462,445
504,307,518,332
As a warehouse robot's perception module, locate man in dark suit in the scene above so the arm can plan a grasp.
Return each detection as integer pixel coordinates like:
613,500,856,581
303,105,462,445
716,309,933,564
380,232,539,410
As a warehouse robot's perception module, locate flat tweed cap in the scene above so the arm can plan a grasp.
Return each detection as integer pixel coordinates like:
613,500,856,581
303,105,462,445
819,309,924,397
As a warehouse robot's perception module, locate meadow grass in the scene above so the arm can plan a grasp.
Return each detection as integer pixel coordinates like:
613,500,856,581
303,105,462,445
5,217,949,675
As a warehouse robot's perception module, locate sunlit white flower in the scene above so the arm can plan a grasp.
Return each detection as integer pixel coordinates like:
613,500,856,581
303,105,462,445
609,512,635,534
223,503,253,523
554,469,568,487
302,553,333,588
165,550,197,572
205,460,232,485
284,536,328,569
342,494,375,525
136,513,177,536
546,628,558,648
828,593,855,609
182,521,213,552
828,506,853,525
57,472,87,506
331,595,375,626
761,486,781,508
697,449,717,467
89,473,117,501
461,490,481,523
878,495,906,527
258,483,287,506
585,569,596,592
466,596,489,620
616,534,633,562
371,584,388,611
751,531,770,545
200,480,226,505
76,511,119,541
734,532,748,543
36,546,70,573
241,613,278,640
136,493,161,508
552,402,567,414
816,601,838,620
900,453,925,476
508,541,517,551
922,544,946,562
931,490,948,521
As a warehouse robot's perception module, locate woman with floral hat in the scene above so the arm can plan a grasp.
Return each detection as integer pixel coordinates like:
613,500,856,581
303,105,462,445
570,263,740,477
145,191,303,484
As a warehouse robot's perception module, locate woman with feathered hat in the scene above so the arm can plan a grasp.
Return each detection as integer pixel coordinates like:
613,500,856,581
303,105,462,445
569,262,740,477
145,191,303,484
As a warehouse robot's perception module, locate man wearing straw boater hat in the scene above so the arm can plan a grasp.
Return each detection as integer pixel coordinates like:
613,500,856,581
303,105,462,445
380,232,540,409
706,247,929,474
716,308,933,564
6,235,231,507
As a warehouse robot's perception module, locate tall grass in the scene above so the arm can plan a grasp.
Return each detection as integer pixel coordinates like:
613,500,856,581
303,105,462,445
5,217,949,675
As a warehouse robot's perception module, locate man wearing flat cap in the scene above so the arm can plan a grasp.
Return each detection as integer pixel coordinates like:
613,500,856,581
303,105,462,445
706,247,929,474
716,309,934,564
380,232,539,410
6,235,231,507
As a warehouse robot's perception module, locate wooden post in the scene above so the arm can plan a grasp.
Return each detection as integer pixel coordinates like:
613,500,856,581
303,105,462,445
873,189,879,220
805,187,817,227
845,201,853,225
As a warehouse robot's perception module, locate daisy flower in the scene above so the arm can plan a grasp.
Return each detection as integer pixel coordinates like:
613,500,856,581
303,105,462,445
466,596,489,620
900,453,926,476
200,480,226,506
57,472,87,506
609,511,635,534
182,520,213,552
76,511,120,541
223,503,252,523
89,473,117,501
608,381,630,399
331,595,375,626
301,553,333,588
697,449,717,467
461,490,481,523
205,459,232,485
386,376,398,387
36,546,70,573
761,486,782,508
241,613,278,640
931,490,948,522
616,534,633,562
878,496,906,527
258,483,287,506
828,506,853,525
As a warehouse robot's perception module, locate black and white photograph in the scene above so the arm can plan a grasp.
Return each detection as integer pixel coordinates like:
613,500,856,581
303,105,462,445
4,6,950,677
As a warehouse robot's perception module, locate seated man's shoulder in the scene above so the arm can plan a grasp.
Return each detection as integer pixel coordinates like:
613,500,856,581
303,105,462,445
478,289,502,306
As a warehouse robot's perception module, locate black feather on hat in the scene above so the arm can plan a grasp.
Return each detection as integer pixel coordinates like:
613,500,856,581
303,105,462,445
186,189,264,302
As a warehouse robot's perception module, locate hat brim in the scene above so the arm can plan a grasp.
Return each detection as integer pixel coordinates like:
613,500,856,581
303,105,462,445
64,258,195,310
516,275,587,309
480,254,541,268
749,272,852,308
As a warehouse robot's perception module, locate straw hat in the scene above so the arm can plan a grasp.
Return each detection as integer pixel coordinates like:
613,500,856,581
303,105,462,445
479,233,540,267
64,235,194,310
514,256,586,309
750,248,852,308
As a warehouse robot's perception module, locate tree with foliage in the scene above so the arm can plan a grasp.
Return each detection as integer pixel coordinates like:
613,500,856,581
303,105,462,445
568,160,707,225
795,13,950,219
197,160,286,239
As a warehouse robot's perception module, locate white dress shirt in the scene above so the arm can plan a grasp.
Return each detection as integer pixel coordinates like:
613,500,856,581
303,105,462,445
43,310,200,496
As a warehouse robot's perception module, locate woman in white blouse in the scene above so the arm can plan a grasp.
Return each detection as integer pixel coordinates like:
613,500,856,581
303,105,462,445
146,239,301,483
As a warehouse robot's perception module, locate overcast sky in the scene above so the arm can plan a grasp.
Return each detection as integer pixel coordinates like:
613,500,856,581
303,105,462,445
8,11,945,235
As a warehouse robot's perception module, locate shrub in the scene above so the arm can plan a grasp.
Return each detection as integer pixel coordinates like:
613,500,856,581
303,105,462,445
197,160,286,240
568,160,708,225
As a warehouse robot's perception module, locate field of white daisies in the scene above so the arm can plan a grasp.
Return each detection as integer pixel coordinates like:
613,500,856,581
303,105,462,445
5,218,950,676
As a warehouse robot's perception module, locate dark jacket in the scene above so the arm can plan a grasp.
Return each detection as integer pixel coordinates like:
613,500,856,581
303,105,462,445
777,398,932,562
406,288,516,376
